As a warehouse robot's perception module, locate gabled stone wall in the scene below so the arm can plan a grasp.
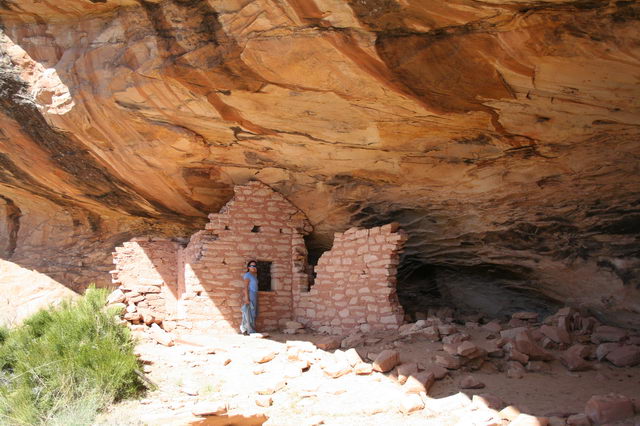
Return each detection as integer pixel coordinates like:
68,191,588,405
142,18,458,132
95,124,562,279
111,181,406,335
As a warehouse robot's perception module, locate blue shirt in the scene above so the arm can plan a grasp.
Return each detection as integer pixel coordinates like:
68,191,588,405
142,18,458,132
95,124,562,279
243,272,258,293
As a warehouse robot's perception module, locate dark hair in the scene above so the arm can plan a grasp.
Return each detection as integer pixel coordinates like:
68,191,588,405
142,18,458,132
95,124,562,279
247,260,257,271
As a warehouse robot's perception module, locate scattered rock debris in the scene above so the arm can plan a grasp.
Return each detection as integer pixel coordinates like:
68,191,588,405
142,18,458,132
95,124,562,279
96,306,640,425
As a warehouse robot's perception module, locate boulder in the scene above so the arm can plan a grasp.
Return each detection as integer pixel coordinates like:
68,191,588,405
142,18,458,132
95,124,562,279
560,345,591,371
435,353,463,370
396,362,418,384
566,413,590,426
595,342,621,361
506,361,526,379
148,323,173,346
425,364,449,380
403,371,435,394
457,341,479,357
515,330,553,360
420,326,441,341
483,321,503,334
605,345,640,367
540,325,572,344
585,394,634,424
472,394,505,411
107,289,126,305
316,336,341,351
460,375,485,389
373,350,399,372
591,326,628,343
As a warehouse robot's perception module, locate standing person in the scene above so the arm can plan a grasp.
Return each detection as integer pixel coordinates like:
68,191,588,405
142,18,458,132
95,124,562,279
240,260,259,335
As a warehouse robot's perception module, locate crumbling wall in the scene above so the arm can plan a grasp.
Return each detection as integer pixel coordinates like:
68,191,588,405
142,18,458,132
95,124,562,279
175,181,311,333
294,223,407,334
111,238,180,327
111,182,407,336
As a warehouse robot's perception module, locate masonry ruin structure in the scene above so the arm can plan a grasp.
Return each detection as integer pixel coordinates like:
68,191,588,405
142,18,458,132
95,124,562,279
112,181,407,335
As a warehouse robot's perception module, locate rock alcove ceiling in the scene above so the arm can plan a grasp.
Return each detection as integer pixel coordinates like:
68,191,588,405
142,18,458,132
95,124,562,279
0,0,638,327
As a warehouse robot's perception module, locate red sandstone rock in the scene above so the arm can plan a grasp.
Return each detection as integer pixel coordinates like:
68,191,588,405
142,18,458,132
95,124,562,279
316,337,341,351
372,350,399,372
605,345,640,367
512,312,539,321
107,289,126,305
457,341,479,357
472,394,505,411
435,353,464,370
506,361,526,378
515,330,553,360
499,405,522,421
561,345,591,371
438,324,457,335
420,326,441,341
541,324,572,344
591,326,628,343
585,394,634,424
460,375,485,389
483,321,503,334
566,413,590,426
443,343,460,355
501,327,529,341
425,364,449,380
396,362,418,384
256,376,286,395
507,348,529,364
149,323,173,346
595,342,621,361
442,333,470,344
403,371,435,394
322,358,352,378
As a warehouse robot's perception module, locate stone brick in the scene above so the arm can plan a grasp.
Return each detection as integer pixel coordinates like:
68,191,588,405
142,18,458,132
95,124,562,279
373,350,399,372
585,394,634,424
591,326,628,343
605,345,640,367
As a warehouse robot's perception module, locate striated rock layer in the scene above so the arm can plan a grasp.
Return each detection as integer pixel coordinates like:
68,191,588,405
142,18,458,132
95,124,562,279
0,0,638,325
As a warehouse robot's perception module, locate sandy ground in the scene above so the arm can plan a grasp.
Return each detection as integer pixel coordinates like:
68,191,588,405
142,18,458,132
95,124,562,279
94,326,640,426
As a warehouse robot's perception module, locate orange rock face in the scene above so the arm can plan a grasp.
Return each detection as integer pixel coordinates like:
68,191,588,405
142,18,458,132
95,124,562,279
0,0,638,324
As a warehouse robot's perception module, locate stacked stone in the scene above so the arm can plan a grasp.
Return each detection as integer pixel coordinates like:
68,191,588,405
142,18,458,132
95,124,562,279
295,222,407,334
177,181,311,333
111,238,179,328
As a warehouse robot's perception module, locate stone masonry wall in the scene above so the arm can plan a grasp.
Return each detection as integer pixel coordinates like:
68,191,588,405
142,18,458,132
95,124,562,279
111,238,180,327
112,181,407,336
294,223,407,334
173,181,311,333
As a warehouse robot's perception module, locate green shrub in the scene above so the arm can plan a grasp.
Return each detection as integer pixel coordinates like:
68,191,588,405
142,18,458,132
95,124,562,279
0,287,143,425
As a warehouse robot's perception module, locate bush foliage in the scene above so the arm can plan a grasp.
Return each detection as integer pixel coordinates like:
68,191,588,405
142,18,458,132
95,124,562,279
0,287,143,425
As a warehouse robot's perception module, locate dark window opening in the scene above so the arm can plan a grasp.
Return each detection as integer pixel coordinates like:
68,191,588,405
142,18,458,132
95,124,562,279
224,225,230,230
304,233,330,291
256,261,272,291
251,225,261,233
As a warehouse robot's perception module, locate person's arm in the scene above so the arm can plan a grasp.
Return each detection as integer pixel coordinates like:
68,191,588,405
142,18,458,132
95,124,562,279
243,276,250,305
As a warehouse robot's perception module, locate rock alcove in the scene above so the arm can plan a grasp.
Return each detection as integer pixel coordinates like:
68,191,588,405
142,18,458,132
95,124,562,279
0,0,638,328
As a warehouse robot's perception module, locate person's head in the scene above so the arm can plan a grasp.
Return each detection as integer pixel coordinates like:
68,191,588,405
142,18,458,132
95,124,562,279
247,260,257,272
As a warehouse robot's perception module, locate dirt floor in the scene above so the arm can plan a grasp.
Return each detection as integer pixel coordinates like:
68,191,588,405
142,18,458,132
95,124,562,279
94,320,640,426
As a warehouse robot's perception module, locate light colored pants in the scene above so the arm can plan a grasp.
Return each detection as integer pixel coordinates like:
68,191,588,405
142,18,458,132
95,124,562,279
240,292,257,334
